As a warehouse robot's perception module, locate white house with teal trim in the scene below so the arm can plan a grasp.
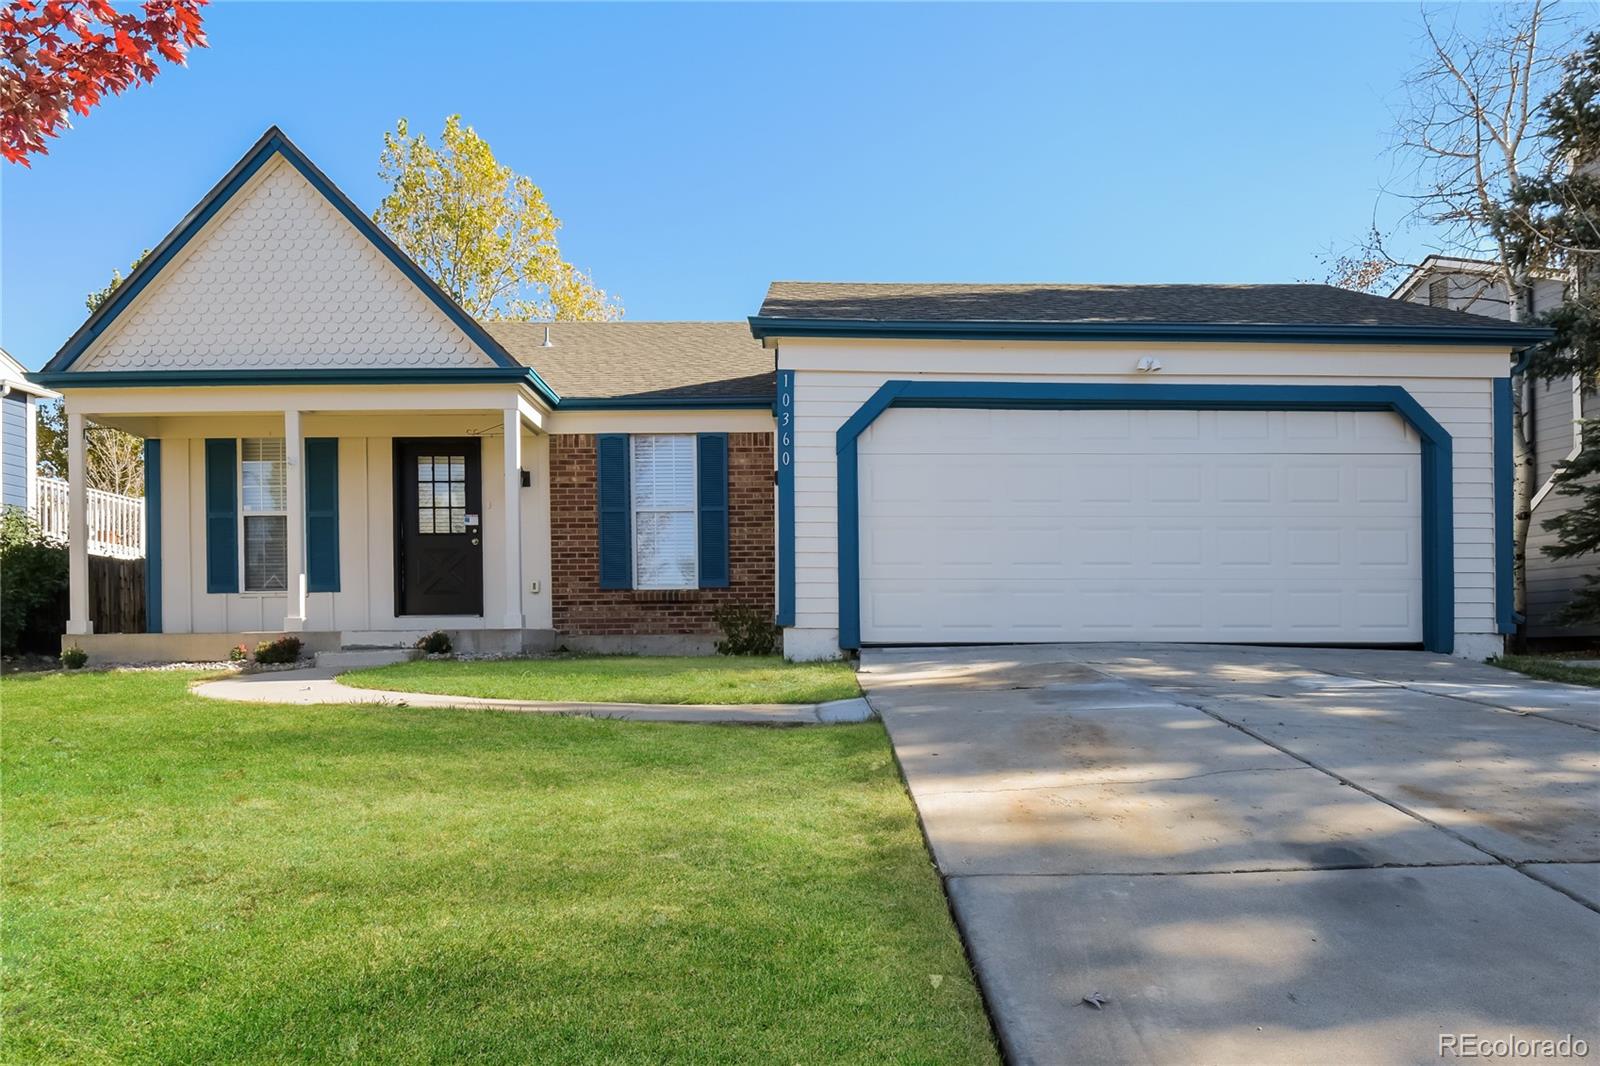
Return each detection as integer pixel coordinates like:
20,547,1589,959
32,128,1545,663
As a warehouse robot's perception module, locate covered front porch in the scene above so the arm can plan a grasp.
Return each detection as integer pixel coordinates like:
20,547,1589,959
57,382,555,663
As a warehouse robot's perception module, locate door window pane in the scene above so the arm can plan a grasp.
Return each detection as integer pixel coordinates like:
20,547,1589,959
417,454,468,535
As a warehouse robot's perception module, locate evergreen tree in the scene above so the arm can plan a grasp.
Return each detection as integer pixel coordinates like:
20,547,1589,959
1501,33,1600,623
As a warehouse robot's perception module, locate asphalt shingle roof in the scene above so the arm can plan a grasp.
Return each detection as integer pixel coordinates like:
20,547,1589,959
485,321,771,402
755,281,1523,330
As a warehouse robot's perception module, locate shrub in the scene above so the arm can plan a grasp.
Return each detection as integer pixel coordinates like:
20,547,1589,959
0,510,69,656
253,636,303,665
60,645,88,670
415,630,453,655
228,644,249,662
712,603,779,656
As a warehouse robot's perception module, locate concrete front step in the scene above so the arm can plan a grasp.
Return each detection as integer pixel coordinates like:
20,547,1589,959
315,648,424,670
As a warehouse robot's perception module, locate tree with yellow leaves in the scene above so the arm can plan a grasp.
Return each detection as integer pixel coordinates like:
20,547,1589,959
375,115,619,321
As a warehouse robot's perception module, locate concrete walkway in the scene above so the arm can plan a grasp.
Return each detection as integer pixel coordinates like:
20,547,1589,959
193,667,874,725
861,644,1600,1066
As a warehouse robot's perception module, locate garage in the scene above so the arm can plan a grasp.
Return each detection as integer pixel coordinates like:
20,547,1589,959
750,280,1545,661
857,406,1423,645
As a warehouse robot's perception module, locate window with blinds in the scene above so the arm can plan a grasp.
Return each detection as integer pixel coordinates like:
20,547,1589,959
241,438,288,592
632,434,697,589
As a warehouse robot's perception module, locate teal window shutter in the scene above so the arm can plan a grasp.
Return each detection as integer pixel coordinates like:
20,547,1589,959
697,433,729,588
305,438,340,593
204,438,238,594
597,434,631,589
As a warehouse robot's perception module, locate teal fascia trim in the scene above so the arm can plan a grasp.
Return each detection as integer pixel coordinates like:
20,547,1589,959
835,381,1456,655
143,439,162,633
29,367,560,406
555,395,773,410
43,126,530,378
1493,377,1516,635
775,370,796,627
749,315,1551,347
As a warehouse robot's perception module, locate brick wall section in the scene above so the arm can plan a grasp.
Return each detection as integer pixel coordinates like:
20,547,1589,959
550,432,775,637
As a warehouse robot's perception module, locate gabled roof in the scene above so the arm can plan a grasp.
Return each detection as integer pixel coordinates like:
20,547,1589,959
487,322,772,405
750,281,1551,346
39,126,539,391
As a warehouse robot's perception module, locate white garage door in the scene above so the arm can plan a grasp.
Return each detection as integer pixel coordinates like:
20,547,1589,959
858,407,1424,645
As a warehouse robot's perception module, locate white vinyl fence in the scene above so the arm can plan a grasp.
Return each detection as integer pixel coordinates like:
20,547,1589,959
34,476,145,559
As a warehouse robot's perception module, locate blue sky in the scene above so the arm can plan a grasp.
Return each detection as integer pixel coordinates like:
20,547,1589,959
0,2,1504,369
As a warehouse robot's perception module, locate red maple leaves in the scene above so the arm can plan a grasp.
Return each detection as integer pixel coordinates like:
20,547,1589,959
1,0,207,165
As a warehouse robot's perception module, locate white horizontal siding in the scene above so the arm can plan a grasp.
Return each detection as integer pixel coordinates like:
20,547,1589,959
781,345,1501,647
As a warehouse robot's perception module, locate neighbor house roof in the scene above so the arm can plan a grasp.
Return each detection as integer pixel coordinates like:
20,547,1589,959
749,281,1550,345
1388,254,1564,302
0,347,56,399
486,322,773,405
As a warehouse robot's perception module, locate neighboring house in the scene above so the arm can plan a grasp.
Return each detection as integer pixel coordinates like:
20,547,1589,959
1394,255,1598,642
0,346,56,513
32,128,1547,663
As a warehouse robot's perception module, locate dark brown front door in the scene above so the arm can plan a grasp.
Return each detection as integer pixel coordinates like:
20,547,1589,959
395,439,483,616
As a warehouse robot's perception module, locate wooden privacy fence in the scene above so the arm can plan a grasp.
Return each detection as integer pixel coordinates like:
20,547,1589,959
90,555,146,633
32,556,147,646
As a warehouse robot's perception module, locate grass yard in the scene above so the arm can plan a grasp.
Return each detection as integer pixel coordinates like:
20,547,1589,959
3,671,995,1064
1489,653,1600,688
342,654,862,705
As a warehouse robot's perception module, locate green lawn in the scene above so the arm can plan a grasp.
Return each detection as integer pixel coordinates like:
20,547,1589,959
3,671,995,1064
342,654,863,705
1489,653,1600,688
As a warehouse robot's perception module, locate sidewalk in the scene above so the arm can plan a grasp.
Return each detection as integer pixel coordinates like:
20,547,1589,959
192,667,874,726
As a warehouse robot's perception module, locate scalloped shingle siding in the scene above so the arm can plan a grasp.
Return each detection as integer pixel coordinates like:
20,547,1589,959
76,158,493,372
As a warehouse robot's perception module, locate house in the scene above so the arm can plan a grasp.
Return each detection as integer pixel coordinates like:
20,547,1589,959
32,128,1549,663
1,346,56,514
1394,255,1598,642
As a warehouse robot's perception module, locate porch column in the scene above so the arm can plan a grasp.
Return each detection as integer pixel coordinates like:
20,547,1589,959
64,409,91,635
283,408,307,631
501,407,524,629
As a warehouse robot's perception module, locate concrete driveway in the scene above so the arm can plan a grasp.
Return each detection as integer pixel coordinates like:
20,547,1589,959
860,644,1600,1066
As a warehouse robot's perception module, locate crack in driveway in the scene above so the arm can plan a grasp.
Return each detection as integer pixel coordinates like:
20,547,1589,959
921,764,1312,798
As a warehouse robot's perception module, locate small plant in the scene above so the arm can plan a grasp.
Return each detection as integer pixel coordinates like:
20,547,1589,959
712,603,779,656
60,645,88,670
228,644,249,663
415,630,453,655
253,636,304,665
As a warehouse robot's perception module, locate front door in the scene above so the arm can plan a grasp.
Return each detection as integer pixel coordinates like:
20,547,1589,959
395,439,484,616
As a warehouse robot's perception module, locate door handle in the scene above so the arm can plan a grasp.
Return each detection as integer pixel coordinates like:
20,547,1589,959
470,537,480,546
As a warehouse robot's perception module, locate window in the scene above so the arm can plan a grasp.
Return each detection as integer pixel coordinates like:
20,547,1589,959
241,438,287,592
416,453,467,534
631,434,697,588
